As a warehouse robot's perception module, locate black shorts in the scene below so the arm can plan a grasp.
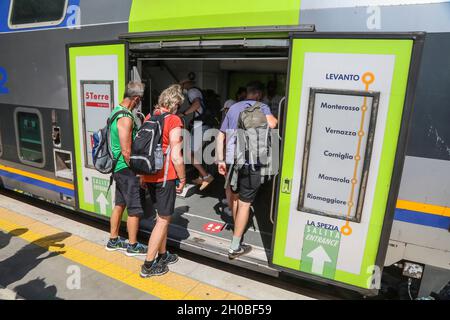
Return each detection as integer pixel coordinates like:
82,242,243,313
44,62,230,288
146,180,177,217
113,167,144,217
232,165,262,203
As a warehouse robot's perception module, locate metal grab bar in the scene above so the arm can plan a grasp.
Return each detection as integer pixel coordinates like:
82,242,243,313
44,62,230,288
270,96,286,224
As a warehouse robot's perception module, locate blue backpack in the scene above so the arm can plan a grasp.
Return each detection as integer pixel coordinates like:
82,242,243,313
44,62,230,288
92,110,130,174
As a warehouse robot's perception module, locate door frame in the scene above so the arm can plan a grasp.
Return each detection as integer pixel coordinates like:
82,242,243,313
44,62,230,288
65,40,129,216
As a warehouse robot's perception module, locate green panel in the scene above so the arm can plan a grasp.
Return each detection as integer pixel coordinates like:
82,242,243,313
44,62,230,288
129,0,301,33
272,38,413,290
69,44,126,214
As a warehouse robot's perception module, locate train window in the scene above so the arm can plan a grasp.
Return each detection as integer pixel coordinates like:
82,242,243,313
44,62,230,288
8,0,68,29
15,109,45,167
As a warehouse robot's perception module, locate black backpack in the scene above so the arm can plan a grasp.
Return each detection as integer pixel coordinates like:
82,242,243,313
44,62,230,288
92,110,130,174
129,113,171,183
191,87,220,127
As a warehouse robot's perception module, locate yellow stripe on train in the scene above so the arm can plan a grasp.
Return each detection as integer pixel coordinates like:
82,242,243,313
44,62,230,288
396,199,450,218
0,164,74,190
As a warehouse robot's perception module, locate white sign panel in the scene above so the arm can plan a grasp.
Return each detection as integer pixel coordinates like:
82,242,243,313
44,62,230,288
284,52,396,274
81,81,114,168
299,90,379,222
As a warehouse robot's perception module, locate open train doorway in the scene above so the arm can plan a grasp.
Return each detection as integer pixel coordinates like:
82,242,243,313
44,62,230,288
132,47,289,269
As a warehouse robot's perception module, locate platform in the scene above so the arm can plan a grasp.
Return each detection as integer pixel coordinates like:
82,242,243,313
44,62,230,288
0,193,319,300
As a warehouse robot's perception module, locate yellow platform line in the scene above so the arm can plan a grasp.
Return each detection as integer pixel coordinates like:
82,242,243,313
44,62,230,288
0,208,247,300
396,199,450,218
0,164,74,190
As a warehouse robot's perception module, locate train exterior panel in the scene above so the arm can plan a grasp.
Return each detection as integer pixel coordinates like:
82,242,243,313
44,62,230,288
0,0,448,297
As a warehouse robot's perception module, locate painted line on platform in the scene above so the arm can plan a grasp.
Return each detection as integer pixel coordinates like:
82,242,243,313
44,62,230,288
0,208,247,300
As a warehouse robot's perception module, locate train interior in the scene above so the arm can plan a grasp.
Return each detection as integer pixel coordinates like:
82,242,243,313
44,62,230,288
131,45,289,264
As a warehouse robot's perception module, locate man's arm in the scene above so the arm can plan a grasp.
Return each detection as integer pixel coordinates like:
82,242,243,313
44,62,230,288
216,131,227,176
183,98,202,115
266,114,278,129
169,126,186,192
117,116,133,165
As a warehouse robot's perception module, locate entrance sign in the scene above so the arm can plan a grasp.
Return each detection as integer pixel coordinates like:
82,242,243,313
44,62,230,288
299,89,380,223
92,177,112,217
81,81,114,168
271,36,420,294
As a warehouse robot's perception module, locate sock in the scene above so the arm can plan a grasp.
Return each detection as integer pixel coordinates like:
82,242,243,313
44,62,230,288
157,252,168,261
144,260,155,268
230,236,241,251
110,237,118,243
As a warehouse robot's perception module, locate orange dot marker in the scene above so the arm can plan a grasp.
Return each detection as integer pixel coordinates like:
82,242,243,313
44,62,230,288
362,72,375,86
341,224,353,236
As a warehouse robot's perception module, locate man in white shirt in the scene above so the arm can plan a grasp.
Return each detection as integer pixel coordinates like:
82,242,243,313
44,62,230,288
179,79,214,191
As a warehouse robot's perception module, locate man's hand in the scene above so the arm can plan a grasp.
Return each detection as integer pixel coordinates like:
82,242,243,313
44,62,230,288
217,161,227,176
176,178,186,194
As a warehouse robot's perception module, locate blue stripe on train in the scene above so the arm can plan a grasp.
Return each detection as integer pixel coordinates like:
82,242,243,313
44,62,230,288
0,169,75,197
394,208,450,230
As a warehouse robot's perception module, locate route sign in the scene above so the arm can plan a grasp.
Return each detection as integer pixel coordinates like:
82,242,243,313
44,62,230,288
92,177,112,217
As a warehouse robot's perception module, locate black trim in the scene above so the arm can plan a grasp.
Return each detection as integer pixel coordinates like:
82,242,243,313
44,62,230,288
120,25,315,40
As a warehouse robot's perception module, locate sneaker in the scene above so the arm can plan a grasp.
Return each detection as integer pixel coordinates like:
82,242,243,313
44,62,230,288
105,237,128,252
140,261,169,278
199,175,214,191
228,243,252,260
158,251,179,265
126,242,148,257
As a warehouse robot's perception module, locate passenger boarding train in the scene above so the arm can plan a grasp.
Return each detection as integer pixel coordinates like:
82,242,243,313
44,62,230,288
0,0,448,298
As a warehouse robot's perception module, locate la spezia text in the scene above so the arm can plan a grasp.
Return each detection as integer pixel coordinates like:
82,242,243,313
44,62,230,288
177,304,272,318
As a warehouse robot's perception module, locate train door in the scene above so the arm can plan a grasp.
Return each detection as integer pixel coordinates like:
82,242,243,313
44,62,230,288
67,42,127,217
271,33,424,295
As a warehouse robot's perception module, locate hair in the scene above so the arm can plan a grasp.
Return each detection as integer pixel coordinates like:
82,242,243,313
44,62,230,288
236,86,247,96
158,84,185,113
124,81,145,99
246,81,264,95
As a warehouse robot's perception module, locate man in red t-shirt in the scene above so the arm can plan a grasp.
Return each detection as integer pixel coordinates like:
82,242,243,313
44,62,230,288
140,85,186,278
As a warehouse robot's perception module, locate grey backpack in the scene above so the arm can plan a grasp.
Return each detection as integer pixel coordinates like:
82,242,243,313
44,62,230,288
236,102,271,169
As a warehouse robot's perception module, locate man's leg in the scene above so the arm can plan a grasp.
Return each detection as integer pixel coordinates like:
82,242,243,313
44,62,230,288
127,216,140,245
226,185,239,222
231,200,252,250
110,205,125,239
146,215,171,262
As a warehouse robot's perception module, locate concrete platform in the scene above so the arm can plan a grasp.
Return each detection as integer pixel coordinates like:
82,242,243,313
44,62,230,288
0,193,318,300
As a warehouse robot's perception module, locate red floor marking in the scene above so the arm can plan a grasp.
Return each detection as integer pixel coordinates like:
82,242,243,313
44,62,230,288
203,222,224,233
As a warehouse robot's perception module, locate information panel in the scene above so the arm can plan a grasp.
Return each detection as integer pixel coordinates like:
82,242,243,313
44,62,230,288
271,36,416,293
299,89,379,222
80,81,114,168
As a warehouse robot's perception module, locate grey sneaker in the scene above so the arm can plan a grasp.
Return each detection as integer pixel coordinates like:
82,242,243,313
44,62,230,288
105,237,127,252
158,251,179,265
228,243,252,260
140,261,169,278
126,242,148,257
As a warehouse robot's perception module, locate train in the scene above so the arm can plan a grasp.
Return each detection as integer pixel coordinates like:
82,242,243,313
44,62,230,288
0,0,448,299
